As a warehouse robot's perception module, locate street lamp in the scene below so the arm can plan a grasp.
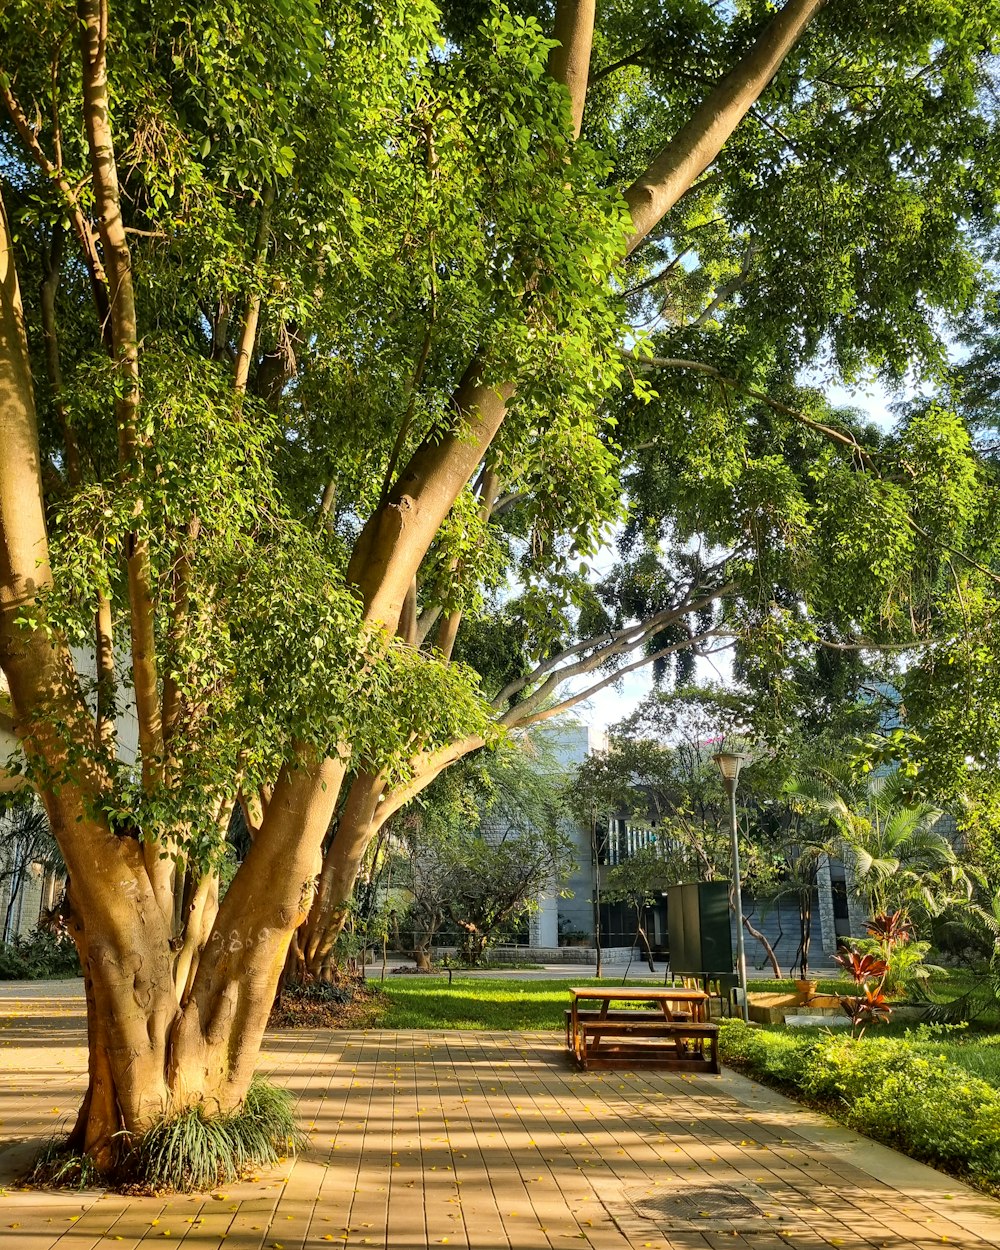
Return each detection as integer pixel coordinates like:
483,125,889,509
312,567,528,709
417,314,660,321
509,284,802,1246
713,749,751,1023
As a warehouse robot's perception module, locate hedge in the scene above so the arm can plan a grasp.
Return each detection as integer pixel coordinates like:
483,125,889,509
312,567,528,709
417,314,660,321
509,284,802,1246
718,1020,1000,1193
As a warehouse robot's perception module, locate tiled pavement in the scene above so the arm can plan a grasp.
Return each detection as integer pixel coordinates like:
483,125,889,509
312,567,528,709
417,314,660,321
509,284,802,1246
3,987,1000,1249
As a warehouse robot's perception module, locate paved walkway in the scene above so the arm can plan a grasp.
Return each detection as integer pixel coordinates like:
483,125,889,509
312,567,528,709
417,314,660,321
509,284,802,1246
2,987,1000,1249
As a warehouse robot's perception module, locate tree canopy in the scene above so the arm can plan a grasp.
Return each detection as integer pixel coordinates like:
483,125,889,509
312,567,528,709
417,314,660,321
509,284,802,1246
4,0,1000,1183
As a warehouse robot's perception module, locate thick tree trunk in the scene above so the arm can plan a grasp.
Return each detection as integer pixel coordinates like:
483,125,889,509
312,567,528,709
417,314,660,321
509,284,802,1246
4,184,349,1160
300,734,486,975
171,754,347,1105
547,0,596,139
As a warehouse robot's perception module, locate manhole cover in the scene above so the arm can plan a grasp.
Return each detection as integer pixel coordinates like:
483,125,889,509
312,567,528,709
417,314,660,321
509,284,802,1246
596,1179,807,1234
633,1185,764,1222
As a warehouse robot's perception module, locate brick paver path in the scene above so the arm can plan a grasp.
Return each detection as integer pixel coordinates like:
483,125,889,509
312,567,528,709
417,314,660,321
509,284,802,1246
3,985,1000,1249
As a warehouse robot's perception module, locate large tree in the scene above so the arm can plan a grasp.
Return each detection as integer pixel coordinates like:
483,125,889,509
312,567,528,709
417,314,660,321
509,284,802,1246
3,0,1000,1178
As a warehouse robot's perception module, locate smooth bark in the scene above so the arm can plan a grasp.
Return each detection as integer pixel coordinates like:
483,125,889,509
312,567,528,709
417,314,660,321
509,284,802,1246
3,0,829,1166
547,0,596,139
234,185,275,395
79,0,165,815
623,0,827,252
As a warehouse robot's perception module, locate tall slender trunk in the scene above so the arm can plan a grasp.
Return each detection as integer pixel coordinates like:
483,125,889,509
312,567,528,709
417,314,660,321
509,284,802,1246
300,734,486,976
302,769,385,977
329,0,829,947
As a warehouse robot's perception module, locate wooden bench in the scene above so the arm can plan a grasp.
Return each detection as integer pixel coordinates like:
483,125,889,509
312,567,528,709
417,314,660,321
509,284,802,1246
563,1006,689,1050
573,1019,720,1073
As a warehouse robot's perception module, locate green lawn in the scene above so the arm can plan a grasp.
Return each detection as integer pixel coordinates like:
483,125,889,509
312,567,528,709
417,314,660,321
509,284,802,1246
371,974,858,1031
374,976,620,1030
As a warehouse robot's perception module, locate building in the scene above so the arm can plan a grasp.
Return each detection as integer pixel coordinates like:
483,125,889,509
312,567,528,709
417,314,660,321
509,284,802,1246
514,718,867,974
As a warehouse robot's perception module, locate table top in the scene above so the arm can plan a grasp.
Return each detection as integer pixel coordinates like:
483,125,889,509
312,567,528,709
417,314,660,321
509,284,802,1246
568,986,710,1002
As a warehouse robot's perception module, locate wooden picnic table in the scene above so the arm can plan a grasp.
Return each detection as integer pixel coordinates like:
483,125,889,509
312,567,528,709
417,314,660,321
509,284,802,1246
566,985,717,1072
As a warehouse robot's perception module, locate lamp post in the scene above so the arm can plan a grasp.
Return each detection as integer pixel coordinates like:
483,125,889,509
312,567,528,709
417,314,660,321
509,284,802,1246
591,806,603,979
713,749,751,1023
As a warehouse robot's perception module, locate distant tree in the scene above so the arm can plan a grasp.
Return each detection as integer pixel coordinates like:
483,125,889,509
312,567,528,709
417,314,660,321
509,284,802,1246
392,738,574,967
602,844,676,972
0,798,60,944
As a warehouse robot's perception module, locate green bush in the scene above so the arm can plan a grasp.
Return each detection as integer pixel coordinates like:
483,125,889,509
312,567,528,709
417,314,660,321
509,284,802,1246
848,937,943,996
0,929,80,979
718,1021,1000,1192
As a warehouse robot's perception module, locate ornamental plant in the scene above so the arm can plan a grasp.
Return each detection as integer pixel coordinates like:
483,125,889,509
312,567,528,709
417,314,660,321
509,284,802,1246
835,910,915,1037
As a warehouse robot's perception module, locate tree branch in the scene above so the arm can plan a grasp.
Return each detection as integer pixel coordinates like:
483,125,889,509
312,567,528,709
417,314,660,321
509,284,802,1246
234,184,275,395
437,465,501,662
692,244,756,326
621,350,877,469
492,582,733,709
623,0,828,253
80,0,169,922
547,0,597,139
0,75,111,339
591,46,650,85
161,516,201,755
626,352,1000,589
376,736,487,828
506,630,726,729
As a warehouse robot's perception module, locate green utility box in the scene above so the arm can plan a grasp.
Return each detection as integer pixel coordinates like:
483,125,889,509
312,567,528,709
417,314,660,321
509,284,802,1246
666,881,733,977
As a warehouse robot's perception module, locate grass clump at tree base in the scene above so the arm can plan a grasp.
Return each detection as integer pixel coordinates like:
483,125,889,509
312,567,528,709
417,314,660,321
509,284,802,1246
719,1020,1000,1196
28,1077,304,1194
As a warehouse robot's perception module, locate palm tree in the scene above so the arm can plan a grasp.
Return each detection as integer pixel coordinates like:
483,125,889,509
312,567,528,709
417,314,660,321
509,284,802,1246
783,764,971,924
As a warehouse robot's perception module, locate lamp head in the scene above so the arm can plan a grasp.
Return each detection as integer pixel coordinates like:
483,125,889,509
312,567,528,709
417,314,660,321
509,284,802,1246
713,750,751,784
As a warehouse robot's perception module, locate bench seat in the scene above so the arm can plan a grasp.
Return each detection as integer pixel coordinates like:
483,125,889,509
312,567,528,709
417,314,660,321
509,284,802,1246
563,1006,676,1047
570,1017,720,1074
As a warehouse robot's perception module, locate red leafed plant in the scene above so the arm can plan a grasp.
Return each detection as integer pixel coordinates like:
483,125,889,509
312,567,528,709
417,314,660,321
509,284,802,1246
834,950,888,982
864,911,912,947
840,984,892,1035
834,909,910,1038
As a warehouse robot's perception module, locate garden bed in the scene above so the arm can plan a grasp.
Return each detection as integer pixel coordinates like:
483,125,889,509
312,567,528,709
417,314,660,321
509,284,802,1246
718,1019,1000,1196
269,980,388,1028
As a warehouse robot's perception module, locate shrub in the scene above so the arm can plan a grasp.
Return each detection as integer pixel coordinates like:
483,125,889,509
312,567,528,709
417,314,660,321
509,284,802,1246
0,929,80,979
718,1021,1000,1192
850,936,942,996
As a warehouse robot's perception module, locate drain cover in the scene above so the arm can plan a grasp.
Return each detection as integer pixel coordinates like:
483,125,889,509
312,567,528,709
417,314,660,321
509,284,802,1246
597,1179,806,1234
633,1185,764,1222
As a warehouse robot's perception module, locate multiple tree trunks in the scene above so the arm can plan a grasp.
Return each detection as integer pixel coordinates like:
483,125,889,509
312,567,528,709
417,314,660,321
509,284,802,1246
1,178,351,1162
298,0,832,967
0,0,830,1175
